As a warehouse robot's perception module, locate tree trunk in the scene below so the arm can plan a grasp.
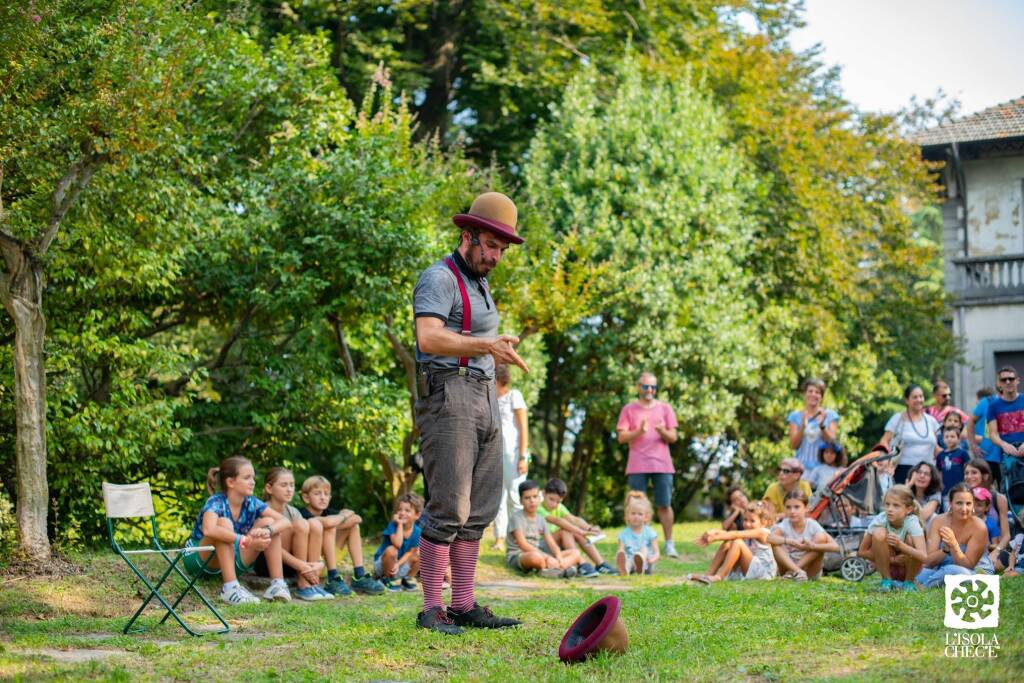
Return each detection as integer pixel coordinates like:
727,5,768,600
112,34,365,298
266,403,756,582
413,1,464,142
0,258,50,561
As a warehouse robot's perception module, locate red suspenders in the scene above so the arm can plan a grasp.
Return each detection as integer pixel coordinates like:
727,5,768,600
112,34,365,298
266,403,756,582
444,257,472,367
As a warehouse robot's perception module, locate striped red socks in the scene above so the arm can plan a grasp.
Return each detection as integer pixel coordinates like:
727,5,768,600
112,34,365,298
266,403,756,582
450,537,480,612
419,537,449,611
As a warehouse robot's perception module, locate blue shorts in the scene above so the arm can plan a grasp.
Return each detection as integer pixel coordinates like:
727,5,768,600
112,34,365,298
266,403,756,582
628,473,673,507
373,556,411,579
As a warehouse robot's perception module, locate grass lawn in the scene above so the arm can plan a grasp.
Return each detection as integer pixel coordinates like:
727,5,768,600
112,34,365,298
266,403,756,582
1,521,1021,681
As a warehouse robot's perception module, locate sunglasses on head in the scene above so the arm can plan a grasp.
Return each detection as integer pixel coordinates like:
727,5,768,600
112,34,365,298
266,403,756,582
999,376,1017,383
779,467,801,475
640,384,657,390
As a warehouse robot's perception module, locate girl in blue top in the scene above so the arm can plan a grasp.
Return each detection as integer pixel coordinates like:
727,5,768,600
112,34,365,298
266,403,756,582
184,456,291,605
616,492,660,575
787,378,839,477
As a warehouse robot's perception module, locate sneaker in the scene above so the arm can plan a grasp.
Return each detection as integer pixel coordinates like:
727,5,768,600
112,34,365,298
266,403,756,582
879,578,895,593
416,606,463,635
314,585,336,600
538,568,563,578
448,603,522,629
324,576,352,596
351,574,386,595
595,562,619,575
263,582,292,602
220,583,260,605
579,563,599,578
664,540,679,558
901,581,919,592
401,577,418,592
561,566,578,579
782,570,808,582
295,586,324,601
381,577,403,593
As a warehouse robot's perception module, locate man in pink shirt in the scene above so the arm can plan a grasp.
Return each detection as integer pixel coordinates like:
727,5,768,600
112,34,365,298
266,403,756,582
616,372,680,558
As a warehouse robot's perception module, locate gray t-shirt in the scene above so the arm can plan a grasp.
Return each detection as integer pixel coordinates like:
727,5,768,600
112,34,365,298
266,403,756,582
867,511,924,541
413,255,500,377
506,510,547,555
771,518,827,562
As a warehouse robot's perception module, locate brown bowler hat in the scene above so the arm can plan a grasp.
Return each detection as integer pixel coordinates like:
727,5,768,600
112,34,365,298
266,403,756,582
452,192,525,245
558,595,628,663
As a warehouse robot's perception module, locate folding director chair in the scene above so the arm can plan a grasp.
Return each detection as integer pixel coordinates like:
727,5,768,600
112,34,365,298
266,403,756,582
102,482,229,636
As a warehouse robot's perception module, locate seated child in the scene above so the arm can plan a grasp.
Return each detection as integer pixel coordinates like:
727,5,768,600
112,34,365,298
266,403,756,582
768,490,839,581
258,467,332,601
538,479,617,576
972,486,1002,569
692,501,776,582
722,486,749,531
184,456,292,604
936,427,968,501
616,492,661,575
374,493,423,592
299,475,385,596
996,532,1023,576
506,479,581,578
857,485,927,592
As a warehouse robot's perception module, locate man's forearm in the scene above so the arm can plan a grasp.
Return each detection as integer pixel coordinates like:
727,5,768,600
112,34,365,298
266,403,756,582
417,325,493,358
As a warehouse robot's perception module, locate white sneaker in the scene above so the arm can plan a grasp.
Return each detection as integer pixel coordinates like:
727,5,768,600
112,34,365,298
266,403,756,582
263,582,292,602
664,540,679,558
220,584,260,605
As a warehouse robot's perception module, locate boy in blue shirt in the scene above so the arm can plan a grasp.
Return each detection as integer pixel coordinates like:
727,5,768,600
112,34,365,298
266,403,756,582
374,493,424,592
936,427,968,499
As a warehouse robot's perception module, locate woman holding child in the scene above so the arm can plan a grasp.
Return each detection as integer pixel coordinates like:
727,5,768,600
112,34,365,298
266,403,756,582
787,378,839,479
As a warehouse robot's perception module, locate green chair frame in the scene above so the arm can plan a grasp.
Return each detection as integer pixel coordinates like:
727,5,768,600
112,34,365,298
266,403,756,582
103,482,229,637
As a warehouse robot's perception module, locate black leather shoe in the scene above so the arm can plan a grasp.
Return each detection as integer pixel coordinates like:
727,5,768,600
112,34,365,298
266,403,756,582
448,603,522,629
416,606,463,635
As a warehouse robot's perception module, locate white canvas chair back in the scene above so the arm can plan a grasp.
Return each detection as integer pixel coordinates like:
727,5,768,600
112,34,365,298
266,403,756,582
103,482,156,519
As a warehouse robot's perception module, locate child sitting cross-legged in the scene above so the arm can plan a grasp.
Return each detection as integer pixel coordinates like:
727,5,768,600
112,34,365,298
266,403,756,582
768,489,840,581
506,480,582,578
857,484,927,592
299,475,385,596
538,479,617,576
691,501,777,583
373,493,423,592
616,492,661,575
184,457,292,604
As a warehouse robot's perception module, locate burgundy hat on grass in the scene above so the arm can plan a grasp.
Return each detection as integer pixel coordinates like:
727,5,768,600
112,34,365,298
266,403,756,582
453,192,525,245
558,595,628,663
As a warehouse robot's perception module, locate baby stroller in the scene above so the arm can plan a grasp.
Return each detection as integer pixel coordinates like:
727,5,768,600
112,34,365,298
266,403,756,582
808,445,900,581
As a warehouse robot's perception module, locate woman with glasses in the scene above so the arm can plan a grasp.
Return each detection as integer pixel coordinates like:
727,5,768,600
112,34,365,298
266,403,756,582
786,378,839,480
879,384,941,485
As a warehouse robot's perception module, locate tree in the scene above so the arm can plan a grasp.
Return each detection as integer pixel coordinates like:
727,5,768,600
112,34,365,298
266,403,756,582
0,0,211,560
522,56,759,515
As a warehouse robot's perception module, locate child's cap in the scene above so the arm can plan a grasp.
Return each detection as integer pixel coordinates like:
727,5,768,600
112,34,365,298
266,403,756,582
972,486,992,502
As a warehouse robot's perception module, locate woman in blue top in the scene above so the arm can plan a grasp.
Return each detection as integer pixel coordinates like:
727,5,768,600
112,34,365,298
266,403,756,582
787,378,839,478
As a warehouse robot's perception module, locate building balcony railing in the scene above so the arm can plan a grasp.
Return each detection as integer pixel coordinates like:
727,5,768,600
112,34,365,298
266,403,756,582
951,254,1024,304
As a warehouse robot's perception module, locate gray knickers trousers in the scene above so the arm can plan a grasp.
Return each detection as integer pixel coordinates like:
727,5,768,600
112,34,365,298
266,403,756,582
416,372,503,544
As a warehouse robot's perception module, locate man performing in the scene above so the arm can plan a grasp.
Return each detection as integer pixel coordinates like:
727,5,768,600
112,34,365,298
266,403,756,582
413,192,529,635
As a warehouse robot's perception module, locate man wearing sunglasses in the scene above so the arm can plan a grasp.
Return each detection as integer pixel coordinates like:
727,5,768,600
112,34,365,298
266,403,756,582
924,380,968,424
762,458,813,522
988,367,1024,460
616,372,680,558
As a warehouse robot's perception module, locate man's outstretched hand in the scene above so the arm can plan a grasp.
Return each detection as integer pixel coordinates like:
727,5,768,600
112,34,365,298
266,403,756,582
489,335,529,373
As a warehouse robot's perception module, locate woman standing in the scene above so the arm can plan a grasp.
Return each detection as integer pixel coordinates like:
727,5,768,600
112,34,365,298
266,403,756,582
787,378,839,479
880,384,940,485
